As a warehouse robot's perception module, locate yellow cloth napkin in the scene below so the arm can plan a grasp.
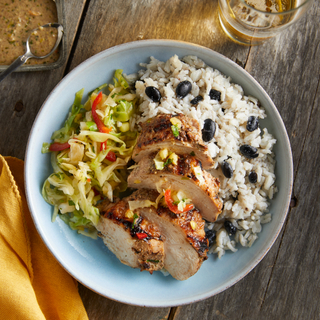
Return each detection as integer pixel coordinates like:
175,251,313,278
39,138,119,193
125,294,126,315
0,155,89,320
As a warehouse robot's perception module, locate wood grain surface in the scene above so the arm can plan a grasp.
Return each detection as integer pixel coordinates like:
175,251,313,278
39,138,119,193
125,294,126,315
1,0,319,319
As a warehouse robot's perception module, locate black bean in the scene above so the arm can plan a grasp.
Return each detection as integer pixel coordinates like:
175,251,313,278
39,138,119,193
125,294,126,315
190,95,203,105
145,86,161,102
221,161,233,178
224,220,237,236
239,145,259,159
248,171,258,183
205,229,216,247
209,89,221,101
202,119,216,142
176,81,192,98
246,116,259,132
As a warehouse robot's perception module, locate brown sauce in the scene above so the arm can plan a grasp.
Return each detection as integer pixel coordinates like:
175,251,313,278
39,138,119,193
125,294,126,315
29,25,58,57
0,0,59,66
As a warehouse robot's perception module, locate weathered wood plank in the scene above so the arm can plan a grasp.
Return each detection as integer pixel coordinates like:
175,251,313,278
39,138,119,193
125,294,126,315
259,80,320,320
0,0,87,159
78,285,171,320
68,0,250,72
243,5,320,318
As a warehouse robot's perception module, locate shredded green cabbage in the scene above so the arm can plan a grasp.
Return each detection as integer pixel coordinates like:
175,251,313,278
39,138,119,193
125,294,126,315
42,70,137,238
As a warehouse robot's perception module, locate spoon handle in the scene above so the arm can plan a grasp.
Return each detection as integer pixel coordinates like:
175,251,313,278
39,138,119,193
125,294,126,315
0,54,30,83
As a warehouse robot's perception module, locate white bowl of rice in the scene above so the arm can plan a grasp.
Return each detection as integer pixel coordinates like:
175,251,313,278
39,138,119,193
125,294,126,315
25,40,293,307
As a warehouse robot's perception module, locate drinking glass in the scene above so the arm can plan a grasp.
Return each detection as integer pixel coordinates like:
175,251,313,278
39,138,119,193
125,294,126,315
218,0,313,45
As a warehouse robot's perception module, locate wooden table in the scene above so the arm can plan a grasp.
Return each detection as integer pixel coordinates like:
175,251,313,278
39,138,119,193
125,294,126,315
1,1,319,319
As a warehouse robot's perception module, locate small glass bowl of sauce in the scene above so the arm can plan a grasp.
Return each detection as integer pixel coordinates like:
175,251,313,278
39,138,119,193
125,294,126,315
0,23,64,83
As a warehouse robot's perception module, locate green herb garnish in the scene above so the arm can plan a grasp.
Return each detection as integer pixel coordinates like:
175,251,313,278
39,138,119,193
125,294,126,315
171,124,179,137
164,158,172,166
132,213,139,229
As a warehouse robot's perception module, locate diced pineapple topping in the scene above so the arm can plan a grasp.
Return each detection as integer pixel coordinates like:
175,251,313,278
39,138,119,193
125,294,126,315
125,210,134,219
190,221,197,230
193,166,205,185
170,117,182,128
168,152,178,165
172,190,192,211
153,150,179,170
128,200,157,210
177,199,186,212
154,155,165,170
159,148,169,160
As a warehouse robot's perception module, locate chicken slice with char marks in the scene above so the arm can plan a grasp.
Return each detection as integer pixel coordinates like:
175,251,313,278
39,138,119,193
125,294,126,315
133,113,214,169
96,198,164,273
128,153,223,222
127,189,208,280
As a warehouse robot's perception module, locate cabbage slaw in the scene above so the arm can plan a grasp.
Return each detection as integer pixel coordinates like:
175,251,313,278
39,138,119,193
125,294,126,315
41,70,137,238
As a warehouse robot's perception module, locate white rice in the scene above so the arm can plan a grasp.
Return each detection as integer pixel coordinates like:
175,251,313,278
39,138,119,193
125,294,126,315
127,55,277,258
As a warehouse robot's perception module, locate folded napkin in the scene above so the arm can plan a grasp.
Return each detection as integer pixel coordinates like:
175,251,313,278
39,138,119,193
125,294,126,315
0,155,88,320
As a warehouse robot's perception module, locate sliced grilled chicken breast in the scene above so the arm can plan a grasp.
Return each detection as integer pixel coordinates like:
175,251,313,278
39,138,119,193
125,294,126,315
127,189,208,280
132,113,214,169
127,154,223,222
97,198,164,273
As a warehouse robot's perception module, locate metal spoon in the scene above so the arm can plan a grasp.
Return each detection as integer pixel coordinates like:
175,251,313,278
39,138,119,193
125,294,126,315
0,23,64,83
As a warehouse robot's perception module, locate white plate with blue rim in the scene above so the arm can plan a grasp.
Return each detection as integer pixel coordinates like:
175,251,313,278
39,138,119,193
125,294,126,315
25,39,293,307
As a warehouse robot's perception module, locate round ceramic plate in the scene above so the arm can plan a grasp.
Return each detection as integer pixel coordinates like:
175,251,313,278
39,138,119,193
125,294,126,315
25,40,293,307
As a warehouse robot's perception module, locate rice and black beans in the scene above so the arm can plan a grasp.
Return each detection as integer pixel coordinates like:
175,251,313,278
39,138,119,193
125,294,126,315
127,55,277,258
